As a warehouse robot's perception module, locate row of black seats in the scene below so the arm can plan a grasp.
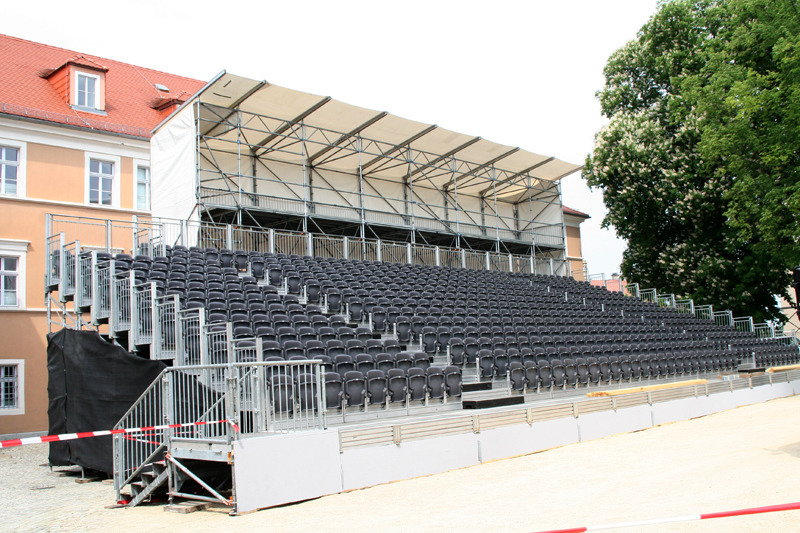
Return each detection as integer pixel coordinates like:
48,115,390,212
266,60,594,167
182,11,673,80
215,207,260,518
325,366,462,409
101,247,799,379
505,352,740,391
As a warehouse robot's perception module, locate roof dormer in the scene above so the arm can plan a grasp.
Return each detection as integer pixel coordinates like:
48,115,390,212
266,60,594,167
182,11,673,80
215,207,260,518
43,55,108,115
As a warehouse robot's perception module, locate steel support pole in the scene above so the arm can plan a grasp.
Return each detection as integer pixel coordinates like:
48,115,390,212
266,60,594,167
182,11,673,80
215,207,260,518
301,123,309,235
451,158,461,249
492,165,500,253
407,147,415,246
357,136,366,242
237,108,243,227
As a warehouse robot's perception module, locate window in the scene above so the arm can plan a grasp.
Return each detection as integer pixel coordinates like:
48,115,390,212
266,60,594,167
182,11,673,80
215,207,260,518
76,73,98,109
137,166,150,210
84,153,119,208
0,146,18,195
89,158,114,205
0,257,18,307
0,241,27,309
0,139,24,197
0,360,24,415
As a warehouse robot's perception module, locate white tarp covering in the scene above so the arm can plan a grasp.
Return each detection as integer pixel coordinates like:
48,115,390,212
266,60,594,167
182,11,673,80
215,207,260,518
151,105,197,222
172,73,582,196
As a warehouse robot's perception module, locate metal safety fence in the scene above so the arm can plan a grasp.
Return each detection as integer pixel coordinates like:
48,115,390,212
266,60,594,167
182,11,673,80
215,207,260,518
154,295,181,359
113,360,326,500
111,272,132,335
91,262,112,324
47,214,574,289
132,282,155,348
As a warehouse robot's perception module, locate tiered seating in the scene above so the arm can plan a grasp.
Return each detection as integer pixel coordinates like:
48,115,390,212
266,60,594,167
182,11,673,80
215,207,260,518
96,243,799,406
99,245,465,411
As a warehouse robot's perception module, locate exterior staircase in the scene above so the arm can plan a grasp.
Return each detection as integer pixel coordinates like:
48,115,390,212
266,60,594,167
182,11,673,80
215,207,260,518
127,460,169,507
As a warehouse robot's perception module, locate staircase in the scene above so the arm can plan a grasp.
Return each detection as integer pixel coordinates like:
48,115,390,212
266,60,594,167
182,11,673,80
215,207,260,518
45,233,200,363
127,458,169,507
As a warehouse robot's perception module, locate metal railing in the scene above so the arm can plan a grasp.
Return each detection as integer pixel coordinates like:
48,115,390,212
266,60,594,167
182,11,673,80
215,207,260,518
553,258,569,277
463,250,485,271
511,254,532,274
155,295,181,360
714,310,733,327
179,308,206,366
381,242,408,264
273,231,308,257
132,282,156,348
347,238,378,262
625,282,640,299
113,368,167,499
754,322,775,339
47,214,572,285
774,333,799,345
489,253,511,272
533,257,554,276
232,226,271,254
62,240,78,301
733,316,754,333
313,234,345,260
639,288,657,304
204,322,234,365
694,305,713,321
76,252,94,309
676,298,695,315
412,244,437,267
111,271,133,335
586,272,605,285
113,360,326,501
91,262,113,324
45,233,63,291
657,293,676,309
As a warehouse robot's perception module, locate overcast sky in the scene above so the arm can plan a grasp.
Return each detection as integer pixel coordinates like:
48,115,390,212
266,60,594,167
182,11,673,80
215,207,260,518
5,0,660,275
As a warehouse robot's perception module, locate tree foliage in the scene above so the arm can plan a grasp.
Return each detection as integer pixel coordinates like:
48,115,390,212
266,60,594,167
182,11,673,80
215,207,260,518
584,0,800,322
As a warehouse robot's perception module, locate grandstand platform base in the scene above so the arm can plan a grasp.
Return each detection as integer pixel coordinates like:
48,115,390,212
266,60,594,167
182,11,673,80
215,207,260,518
462,381,493,392
223,371,800,513
737,367,766,375
462,395,525,409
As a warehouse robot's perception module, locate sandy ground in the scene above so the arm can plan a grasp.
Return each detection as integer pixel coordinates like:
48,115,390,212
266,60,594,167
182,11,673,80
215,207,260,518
2,395,799,533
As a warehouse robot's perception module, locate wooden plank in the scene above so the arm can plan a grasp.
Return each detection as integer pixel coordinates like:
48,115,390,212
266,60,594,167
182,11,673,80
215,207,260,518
586,379,708,397
163,502,211,514
766,364,800,373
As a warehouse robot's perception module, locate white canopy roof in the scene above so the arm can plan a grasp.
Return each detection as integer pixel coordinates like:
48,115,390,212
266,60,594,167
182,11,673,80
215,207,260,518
164,72,581,201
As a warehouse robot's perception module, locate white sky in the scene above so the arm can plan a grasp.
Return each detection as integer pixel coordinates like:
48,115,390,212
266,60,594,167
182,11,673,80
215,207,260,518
4,0,660,275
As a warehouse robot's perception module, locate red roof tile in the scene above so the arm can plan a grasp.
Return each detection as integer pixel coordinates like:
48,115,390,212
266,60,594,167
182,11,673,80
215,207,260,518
563,205,590,219
0,34,205,138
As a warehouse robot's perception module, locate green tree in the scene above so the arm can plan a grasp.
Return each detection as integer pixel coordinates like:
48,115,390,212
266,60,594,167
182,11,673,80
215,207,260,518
584,0,795,322
692,0,800,289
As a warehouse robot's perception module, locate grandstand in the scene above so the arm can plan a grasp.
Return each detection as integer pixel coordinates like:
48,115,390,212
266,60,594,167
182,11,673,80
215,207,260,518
45,213,800,512
43,71,800,513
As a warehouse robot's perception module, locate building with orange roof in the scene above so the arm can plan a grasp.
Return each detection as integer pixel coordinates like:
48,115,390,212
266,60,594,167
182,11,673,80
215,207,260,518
0,34,204,437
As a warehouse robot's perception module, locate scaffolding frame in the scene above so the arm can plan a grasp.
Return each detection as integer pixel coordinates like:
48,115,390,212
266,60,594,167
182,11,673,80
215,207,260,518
155,73,580,258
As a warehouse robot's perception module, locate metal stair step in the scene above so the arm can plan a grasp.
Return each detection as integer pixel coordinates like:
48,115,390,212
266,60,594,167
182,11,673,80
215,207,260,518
127,467,169,508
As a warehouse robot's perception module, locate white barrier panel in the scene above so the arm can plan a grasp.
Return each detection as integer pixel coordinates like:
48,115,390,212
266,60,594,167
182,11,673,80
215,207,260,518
340,433,480,492
576,404,652,443
233,430,342,513
478,417,580,463
228,377,800,512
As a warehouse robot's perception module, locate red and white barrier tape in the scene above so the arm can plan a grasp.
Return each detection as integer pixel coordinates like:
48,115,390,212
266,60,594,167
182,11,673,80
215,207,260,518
533,501,800,532
0,419,239,449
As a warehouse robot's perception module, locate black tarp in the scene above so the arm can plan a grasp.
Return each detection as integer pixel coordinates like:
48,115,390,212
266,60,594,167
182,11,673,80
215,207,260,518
47,329,166,474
